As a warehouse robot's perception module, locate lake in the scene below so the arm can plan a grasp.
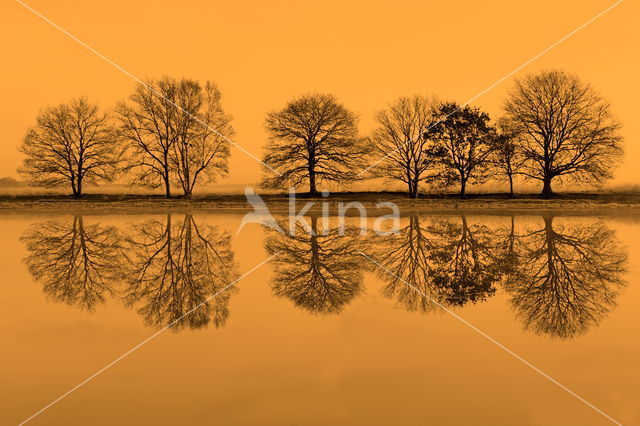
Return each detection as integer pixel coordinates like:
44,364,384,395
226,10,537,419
1,212,638,425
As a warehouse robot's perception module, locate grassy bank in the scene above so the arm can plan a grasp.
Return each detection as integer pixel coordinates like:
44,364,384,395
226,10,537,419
1,192,640,215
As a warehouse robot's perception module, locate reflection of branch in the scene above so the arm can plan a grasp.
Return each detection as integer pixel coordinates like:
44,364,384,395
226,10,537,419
503,216,627,339
264,216,365,315
372,215,499,312
121,214,238,330
21,216,121,311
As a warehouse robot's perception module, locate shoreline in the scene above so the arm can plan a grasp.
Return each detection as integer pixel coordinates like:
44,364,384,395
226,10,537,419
1,192,640,216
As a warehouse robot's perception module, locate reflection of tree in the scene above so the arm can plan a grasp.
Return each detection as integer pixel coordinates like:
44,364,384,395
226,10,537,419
374,215,499,312
373,215,439,312
493,215,520,278
503,215,627,339
122,214,238,330
428,217,500,305
21,216,121,311
264,216,365,315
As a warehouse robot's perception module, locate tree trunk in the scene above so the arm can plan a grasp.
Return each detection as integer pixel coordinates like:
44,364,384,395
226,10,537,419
541,176,553,199
164,173,171,198
460,179,467,199
408,180,418,199
183,186,192,199
76,177,83,198
70,178,78,198
508,174,514,198
308,170,318,196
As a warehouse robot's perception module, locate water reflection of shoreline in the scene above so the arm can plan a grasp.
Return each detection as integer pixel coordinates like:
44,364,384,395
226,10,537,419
20,214,628,338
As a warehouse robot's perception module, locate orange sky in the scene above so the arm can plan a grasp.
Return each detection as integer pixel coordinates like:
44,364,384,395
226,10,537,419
0,0,637,187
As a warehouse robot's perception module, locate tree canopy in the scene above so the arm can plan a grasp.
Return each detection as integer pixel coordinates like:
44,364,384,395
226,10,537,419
116,77,233,198
503,70,623,198
261,93,367,195
19,97,118,197
369,95,443,198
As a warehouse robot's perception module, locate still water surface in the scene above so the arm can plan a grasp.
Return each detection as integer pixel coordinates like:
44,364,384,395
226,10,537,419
1,213,638,425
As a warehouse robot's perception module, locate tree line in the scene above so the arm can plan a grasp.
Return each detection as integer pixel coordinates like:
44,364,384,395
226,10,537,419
19,70,623,199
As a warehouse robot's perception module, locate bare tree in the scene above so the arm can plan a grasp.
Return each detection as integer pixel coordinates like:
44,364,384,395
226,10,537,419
490,118,523,197
503,70,623,198
261,94,367,195
429,102,495,198
116,77,233,198
116,79,176,197
369,96,443,198
170,81,233,198
18,97,117,197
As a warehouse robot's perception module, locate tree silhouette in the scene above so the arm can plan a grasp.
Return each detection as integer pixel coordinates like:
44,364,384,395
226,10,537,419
490,119,523,198
261,94,367,195
503,70,623,198
264,216,365,314
116,77,233,198
19,97,118,197
429,102,496,198
503,215,627,339
20,216,122,311
369,95,443,198
121,214,238,330
371,215,499,312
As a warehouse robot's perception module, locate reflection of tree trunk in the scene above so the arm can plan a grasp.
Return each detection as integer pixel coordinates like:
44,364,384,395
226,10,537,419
508,215,515,253
310,216,319,267
541,176,553,198
543,215,555,277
